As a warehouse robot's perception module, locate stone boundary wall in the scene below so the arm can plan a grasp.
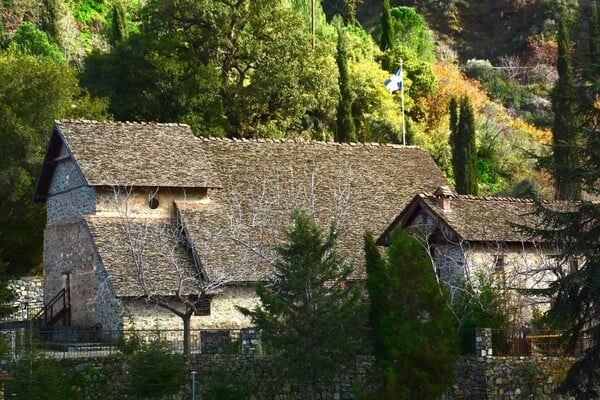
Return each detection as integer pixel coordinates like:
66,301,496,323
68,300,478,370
452,356,575,400
191,354,377,400
8,277,43,304
191,352,575,400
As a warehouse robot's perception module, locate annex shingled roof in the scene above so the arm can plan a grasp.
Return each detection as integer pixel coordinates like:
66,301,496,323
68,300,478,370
383,190,578,244
53,120,222,188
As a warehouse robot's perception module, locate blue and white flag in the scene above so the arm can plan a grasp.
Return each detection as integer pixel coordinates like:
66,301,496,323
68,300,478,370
384,68,403,94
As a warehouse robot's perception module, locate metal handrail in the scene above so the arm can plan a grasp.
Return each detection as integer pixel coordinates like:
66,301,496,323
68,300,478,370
34,288,70,325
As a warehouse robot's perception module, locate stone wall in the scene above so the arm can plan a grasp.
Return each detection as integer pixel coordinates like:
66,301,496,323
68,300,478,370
46,146,95,224
8,276,43,305
4,277,43,321
191,354,377,400
123,285,258,331
43,220,117,329
452,356,574,400
450,328,575,400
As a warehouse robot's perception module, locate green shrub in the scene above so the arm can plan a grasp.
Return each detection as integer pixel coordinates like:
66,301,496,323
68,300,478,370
125,338,186,399
199,363,260,400
5,353,76,399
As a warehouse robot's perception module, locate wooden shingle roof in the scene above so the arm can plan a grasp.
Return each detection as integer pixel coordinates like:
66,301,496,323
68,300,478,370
39,120,451,287
189,138,450,280
380,189,578,244
86,216,202,298
36,120,222,199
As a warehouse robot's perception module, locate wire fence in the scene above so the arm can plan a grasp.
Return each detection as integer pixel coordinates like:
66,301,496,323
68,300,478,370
458,327,592,357
0,301,43,323
0,324,591,360
0,327,259,360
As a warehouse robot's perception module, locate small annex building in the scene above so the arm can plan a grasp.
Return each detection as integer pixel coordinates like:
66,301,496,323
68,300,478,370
33,120,450,336
378,186,574,326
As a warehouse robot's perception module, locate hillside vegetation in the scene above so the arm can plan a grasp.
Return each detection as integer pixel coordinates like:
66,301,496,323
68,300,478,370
0,0,570,274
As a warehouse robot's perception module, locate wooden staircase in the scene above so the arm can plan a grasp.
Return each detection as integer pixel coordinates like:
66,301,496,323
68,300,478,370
34,288,71,328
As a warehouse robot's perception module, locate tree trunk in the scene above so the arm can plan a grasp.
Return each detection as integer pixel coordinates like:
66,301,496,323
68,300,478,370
310,380,318,400
182,312,192,358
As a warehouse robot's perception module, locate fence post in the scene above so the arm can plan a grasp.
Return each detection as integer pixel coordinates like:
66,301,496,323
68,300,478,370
475,328,493,357
191,370,198,400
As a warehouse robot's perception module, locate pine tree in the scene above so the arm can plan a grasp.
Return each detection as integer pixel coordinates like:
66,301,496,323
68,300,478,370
449,95,478,195
380,0,395,51
364,229,457,400
530,138,600,397
335,27,356,143
552,16,581,201
240,210,362,400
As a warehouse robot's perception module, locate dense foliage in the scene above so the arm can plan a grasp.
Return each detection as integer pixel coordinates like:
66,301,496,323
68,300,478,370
240,210,363,400
0,0,564,272
0,52,108,275
364,230,457,399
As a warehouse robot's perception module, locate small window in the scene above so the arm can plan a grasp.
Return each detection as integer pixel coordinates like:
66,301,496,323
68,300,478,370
494,254,506,273
568,257,579,274
194,298,211,316
148,197,160,209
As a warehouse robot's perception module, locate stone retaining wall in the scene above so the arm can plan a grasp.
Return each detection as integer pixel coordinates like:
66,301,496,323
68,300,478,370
8,276,43,305
452,356,575,400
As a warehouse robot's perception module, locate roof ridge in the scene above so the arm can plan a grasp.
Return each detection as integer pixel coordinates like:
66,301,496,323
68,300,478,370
55,119,191,128
449,194,577,205
198,135,420,148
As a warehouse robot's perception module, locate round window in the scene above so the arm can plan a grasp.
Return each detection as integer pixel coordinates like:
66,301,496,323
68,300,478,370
148,197,160,209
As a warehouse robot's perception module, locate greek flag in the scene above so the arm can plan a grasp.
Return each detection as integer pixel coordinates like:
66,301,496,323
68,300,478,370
384,68,403,94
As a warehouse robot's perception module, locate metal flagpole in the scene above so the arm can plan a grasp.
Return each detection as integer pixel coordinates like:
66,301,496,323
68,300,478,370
400,59,406,145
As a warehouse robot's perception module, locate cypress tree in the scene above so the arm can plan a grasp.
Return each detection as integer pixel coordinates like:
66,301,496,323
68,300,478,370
342,0,357,26
450,95,478,195
40,0,61,47
460,95,478,195
335,27,356,143
111,1,129,45
552,17,581,200
364,229,457,399
380,0,395,51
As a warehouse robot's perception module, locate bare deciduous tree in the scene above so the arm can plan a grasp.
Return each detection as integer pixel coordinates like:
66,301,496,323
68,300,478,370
106,166,358,356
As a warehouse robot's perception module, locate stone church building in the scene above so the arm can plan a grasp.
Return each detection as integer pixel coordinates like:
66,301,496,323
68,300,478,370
33,120,450,336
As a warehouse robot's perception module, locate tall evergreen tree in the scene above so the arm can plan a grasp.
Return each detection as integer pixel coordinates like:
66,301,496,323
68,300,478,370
449,95,458,140
110,1,129,45
530,132,600,398
40,0,61,47
589,1,600,75
364,230,457,399
342,0,358,26
449,95,478,195
552,16,581,200
240,210,362,400
335,27,356,143
379,0,395,51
